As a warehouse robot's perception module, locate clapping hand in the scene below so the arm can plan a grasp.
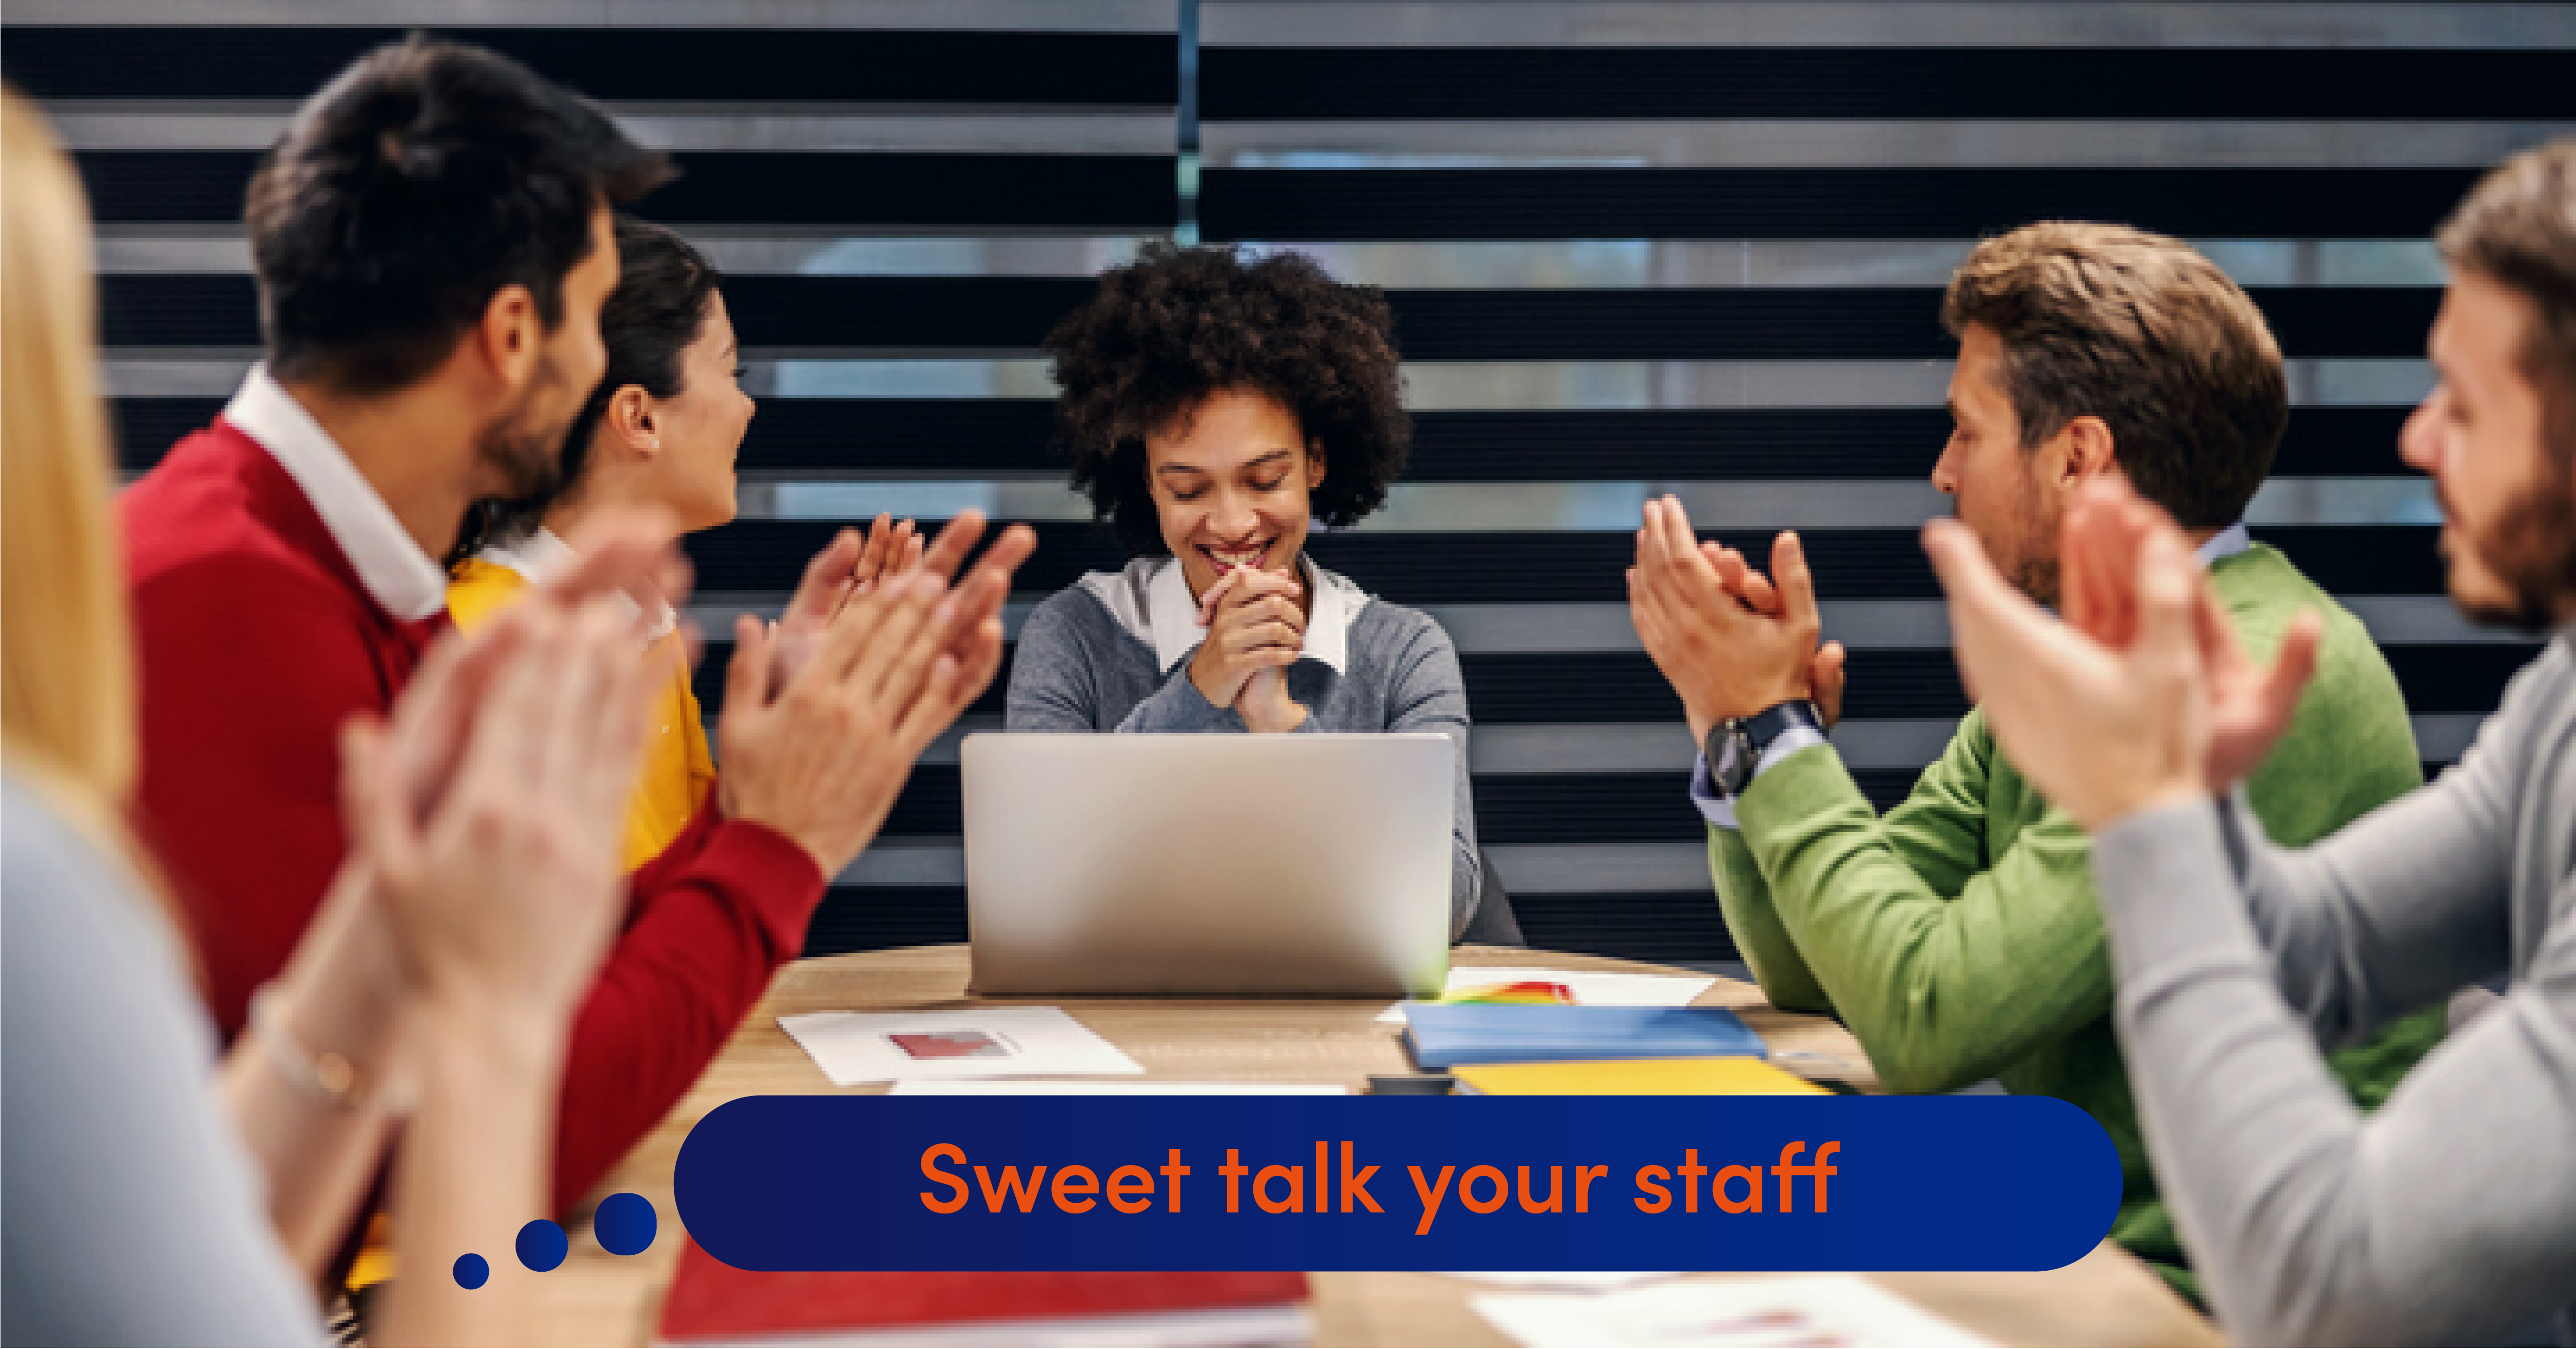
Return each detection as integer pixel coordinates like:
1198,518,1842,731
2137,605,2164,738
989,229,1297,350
1627,496,1830,746
766,515,896,683
1921,480,2321,832
2057,479,2319,791
1696,534,1848,731
341,589,659,1025
718,510,1037,875
849,512,925,600
368,513,687,825
345,507,692,1016
771,513,969,692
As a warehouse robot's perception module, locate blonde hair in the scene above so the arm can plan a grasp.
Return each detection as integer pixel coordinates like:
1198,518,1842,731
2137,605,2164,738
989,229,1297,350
2,88,139,839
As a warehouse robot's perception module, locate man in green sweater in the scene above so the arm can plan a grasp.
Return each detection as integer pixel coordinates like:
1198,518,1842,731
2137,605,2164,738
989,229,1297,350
1626,222,2445,1299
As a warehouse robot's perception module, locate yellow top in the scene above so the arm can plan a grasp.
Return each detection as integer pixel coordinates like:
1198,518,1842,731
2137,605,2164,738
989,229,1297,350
448,554,715,871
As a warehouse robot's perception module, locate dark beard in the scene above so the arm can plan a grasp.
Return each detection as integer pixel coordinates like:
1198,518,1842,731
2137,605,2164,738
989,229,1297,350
1947,499,2061,605
475,351,574,504
2017,550,2062,610
2011,491,2063,608
447,354,583,567
2449,464,2576,634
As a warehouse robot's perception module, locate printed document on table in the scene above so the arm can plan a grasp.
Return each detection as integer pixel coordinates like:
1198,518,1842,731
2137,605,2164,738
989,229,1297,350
888,1081,1346,1095
1376,966,1719,1023
1472,1275,1992,1348
779,1006,1142,1087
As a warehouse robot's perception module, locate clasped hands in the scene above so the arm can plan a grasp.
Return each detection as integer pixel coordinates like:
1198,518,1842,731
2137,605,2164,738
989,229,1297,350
1924,477,2321,833
1189,565,1310,733
1627,496,1847,750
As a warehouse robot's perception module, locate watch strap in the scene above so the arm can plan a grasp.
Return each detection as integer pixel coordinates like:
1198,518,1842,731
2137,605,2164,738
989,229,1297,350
1741,699,1826,757
1707,699,1826,798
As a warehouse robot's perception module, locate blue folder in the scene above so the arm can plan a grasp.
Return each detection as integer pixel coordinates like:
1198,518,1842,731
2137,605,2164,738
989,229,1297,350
1401,1003,1768,1069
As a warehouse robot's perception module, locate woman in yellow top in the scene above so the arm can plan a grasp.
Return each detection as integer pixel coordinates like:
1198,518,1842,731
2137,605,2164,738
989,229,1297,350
449,217,918,869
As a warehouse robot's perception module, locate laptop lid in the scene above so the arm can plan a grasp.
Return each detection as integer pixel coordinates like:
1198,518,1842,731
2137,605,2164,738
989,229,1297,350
961,733,1454,998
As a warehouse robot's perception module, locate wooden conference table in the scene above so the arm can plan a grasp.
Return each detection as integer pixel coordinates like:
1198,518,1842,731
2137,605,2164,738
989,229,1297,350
527,945,2222,1347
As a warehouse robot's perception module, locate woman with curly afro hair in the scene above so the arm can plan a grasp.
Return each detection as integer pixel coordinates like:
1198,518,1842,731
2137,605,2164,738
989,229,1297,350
1006,243,1516,943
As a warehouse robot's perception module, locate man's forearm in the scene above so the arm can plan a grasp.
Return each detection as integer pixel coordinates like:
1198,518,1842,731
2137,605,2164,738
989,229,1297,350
1690,742,1833,1011
2218,754,2517,1044
2094,800,2576,1345
1707,824,1831,1012
1739,745,2114,1093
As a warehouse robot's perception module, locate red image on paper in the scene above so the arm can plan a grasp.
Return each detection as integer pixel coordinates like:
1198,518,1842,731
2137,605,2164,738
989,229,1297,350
888,1030,1012,1060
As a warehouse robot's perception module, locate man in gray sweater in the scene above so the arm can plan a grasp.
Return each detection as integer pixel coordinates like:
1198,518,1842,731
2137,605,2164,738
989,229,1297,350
1921,142,2576,1344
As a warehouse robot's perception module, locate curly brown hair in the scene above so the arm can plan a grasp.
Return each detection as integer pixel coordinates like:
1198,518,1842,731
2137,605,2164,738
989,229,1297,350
1042,242,1410,554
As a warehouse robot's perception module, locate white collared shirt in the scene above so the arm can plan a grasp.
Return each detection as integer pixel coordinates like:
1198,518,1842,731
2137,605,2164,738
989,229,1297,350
477,522,583,584
2196,520,2252,567
1078,554,1369,674
478,526,677,646
221,367,449,623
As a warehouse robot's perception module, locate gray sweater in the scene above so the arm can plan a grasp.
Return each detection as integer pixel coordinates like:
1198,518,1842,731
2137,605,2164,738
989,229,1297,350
2091,636,2576,1346
2,775,322,1346
1005,556,1488,940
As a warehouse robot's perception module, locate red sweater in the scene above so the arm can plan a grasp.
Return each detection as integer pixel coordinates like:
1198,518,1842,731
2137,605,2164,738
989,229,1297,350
122,419,827,1211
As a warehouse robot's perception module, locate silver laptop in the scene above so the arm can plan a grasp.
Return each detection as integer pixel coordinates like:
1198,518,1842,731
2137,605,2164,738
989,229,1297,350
962,733,1455,998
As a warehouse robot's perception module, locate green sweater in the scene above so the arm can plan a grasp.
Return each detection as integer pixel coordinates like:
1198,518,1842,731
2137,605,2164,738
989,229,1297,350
1713,543,2447,1296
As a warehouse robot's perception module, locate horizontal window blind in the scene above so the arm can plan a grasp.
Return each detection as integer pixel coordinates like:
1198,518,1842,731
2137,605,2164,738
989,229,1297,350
12,0,2570,964
1191,0,2569,961
5,2,1178,961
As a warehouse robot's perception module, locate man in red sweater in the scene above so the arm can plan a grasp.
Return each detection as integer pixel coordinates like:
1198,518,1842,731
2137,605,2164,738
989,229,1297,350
120,36,1028,1216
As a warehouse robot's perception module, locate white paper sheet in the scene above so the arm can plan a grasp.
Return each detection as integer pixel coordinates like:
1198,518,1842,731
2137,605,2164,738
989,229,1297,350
1443,1271,1688,1292
778,1006,1142,1087
1472,1275,1992,1348
1375,966,1719,1024
889,1080,1346,1096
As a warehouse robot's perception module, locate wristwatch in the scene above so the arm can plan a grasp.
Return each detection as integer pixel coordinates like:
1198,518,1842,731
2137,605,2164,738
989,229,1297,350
1707,699,1826,797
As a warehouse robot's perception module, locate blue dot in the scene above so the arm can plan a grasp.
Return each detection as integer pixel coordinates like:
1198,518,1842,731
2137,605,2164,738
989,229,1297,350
593,1192,658,1257
516,1219,568,1273
452,1253,489,1290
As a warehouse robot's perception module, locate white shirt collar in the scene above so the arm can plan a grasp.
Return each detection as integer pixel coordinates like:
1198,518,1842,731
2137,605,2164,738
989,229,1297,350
1081,554,1368,676
1142,557,1208,673
223,367,449,623
477,525,581,585
2196,521,2252,568
478,526,675,646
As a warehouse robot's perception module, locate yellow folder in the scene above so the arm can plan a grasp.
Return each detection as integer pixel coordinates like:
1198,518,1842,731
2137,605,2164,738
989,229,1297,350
1452,1056,1829,1096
